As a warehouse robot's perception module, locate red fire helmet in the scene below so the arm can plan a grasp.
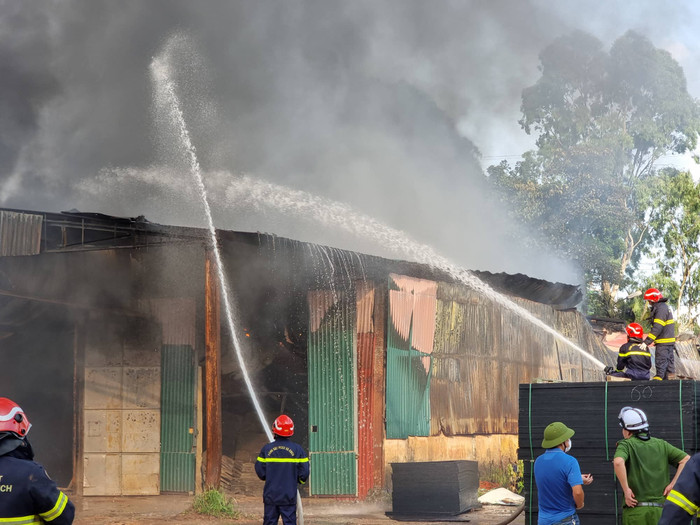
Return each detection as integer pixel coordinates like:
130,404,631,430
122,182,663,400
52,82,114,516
626,323,644,339
272,415,294,437
644,288,663,302
0,398,31,438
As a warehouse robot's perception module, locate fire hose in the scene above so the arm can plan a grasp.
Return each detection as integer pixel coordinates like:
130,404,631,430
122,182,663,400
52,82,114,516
493,501,525,525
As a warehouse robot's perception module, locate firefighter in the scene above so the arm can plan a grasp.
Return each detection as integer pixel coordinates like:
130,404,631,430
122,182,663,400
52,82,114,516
604,323,652,380
639,288,676,380
613,407,689,524
255,415,309,525
0,398,74,524
658,452,700,524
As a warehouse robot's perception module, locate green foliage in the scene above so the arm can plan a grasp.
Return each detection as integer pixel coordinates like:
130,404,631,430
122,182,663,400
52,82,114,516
489,30,700,308
481,461,524,494
645,169,700,327
507,461,524,494
192,488,240,518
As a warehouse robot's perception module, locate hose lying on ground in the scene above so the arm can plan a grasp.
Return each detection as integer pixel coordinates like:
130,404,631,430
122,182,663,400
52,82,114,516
492,501,525,525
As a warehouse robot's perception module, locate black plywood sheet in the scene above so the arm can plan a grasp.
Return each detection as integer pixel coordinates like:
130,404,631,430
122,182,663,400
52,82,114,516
518,381,700,525
391,461,479,516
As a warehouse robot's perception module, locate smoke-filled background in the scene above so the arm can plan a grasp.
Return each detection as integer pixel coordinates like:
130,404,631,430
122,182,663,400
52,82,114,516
2,0,700,283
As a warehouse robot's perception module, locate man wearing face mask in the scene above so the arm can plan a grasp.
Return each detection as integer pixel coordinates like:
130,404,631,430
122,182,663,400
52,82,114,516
613,407,689,524
534,422,593,525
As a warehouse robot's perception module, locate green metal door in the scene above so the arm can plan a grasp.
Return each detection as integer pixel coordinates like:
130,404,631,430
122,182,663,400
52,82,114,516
160,344,196,492
307,291,357,495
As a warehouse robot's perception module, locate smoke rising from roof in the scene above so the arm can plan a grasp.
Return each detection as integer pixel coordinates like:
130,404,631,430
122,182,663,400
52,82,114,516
1,0,699,283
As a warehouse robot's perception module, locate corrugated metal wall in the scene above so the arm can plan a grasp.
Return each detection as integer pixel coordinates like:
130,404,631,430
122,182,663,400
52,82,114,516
0,210,42,256
430,282,613,436
386,274,436,438
676,340,700,378
160,345,196,493
356,281,375,499
307,290,357,495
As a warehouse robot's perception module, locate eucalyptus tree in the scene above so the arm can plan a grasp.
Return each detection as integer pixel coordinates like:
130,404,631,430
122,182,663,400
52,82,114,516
489,30,700,315
646,169,700,327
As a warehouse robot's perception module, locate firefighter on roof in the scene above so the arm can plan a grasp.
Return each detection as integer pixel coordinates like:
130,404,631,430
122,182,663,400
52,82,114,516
0,397,74,524
639,288,676,380
604,323,652,380
255,415,309,525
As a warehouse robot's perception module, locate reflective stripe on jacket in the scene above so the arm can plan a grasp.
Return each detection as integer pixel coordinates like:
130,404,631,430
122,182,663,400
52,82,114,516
645,299,676,345
659,453,700,524
0,455,74,524
255,436,309,505
616,340,652,380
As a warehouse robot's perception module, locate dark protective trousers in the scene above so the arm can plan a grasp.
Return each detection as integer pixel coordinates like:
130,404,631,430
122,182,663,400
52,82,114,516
654,345,675,379
264,503,297,525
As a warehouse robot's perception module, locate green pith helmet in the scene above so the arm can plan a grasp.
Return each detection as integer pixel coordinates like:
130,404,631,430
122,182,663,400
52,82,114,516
541,422,575,448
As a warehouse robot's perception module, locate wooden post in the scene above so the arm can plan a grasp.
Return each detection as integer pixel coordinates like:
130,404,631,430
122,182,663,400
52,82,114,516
204,249,222,488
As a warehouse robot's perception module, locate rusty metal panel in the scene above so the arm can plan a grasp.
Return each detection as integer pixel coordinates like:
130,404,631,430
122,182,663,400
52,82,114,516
122,453,160,495
123,368,160,409
386,274,437,439
307,290,357,495
431,281,615,436
356,281,375,499
84,410,121,453
0,210,42,256
122,410,160,452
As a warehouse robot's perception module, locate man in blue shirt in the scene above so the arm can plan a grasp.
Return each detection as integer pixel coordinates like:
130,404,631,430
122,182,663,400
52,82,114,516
534,422,593,525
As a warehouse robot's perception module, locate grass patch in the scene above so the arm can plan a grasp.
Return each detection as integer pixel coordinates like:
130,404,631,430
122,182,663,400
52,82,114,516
192,488,241,518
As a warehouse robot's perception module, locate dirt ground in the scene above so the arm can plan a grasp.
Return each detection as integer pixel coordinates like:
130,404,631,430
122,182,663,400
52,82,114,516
71,493,526,525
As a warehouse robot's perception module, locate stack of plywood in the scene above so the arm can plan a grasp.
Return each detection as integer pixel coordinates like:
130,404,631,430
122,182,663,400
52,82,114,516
519,381,700,524
389,460,479,518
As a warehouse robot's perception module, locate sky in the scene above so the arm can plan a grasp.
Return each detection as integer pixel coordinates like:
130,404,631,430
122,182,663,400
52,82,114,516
2,0,700,284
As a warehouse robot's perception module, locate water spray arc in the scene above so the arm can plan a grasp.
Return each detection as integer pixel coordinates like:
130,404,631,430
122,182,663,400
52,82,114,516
150,58,274,443
227,176,607,370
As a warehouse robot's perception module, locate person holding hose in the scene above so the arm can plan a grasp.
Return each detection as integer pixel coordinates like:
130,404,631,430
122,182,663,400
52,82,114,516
604,323,652,380
255,415,309,525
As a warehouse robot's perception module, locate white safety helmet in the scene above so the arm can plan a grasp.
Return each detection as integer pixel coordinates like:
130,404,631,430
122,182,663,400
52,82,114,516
618,406,649,432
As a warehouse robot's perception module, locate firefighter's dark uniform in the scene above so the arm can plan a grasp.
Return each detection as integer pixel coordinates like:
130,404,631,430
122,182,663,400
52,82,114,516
255,436,309,525
644,298,676,380
611,339,652,380
0,439,74,524
659,452,700,524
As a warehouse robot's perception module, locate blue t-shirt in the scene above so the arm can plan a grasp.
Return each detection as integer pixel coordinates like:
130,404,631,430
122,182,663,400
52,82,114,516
534,448,583,524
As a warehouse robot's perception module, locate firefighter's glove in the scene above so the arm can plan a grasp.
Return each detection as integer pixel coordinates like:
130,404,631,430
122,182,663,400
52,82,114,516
604,366,615,375
638,342,648,351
